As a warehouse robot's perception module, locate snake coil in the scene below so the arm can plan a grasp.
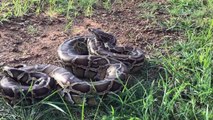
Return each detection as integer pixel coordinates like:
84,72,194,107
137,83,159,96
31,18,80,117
0,28,145,105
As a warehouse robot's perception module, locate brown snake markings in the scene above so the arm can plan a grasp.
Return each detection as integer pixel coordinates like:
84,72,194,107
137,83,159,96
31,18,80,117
0,28,145,105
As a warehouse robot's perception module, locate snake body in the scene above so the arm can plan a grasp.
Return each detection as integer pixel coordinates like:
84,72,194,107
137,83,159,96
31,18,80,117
0,68,55,104
87,28,145,72
0,28,145,105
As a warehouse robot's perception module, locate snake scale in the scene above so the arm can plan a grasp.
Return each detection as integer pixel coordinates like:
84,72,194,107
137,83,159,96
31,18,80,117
0,28,145,105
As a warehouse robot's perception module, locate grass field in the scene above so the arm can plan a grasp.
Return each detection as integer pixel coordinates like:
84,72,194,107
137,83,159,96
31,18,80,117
0,0,212,120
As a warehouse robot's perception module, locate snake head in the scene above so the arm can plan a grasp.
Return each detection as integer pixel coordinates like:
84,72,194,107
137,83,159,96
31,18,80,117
2,64,27,77
13,64,27,68
3,66,30,83
88,28,116,45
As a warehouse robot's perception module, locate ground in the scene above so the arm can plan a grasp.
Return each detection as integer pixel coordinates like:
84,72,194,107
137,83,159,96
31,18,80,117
0,0,178,67
1,0,212,119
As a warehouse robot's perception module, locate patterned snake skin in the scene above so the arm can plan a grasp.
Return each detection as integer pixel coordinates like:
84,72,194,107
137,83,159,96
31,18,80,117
0,28,145,105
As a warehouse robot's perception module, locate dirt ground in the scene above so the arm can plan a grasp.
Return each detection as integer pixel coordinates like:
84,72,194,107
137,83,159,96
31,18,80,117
0,1,179,68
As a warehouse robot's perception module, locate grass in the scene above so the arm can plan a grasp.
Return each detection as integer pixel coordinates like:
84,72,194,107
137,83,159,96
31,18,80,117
0,0,213,120
0,0,112,23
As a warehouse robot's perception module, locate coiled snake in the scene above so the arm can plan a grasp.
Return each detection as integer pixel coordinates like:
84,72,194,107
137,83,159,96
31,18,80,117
0,28,145,105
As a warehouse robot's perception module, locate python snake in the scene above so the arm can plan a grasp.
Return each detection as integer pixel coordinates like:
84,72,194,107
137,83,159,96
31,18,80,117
0,28,145,105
